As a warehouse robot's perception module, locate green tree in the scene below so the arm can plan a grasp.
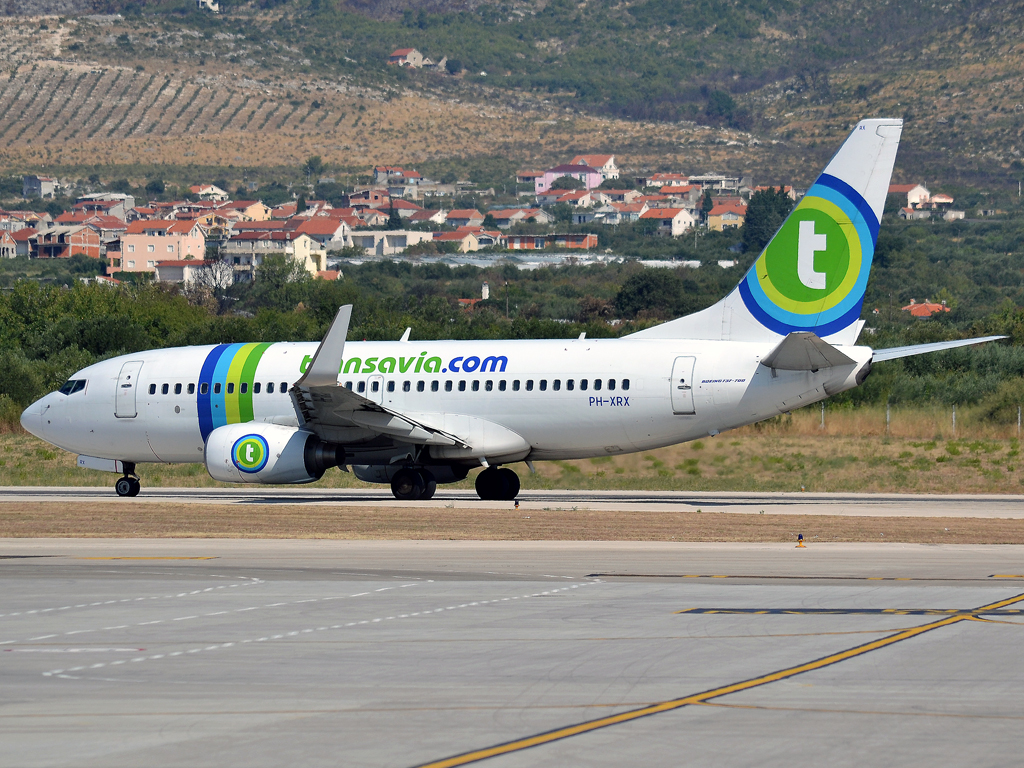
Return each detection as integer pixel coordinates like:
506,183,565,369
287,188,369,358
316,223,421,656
303,155,324,181
742,187,794,253
700,190,714,222
387,205,402,230
550,176,585,191
614,269,683,319
296,195,306,214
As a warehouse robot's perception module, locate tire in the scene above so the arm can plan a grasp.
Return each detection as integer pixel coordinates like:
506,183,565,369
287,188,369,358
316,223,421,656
115,477,134,497
497,467,520,500
420,477,437,500
391,468,424,501
475,468,498,500
127,478,141,497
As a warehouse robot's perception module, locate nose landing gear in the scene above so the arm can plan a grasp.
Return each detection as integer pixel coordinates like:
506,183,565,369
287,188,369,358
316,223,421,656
115,463,141,497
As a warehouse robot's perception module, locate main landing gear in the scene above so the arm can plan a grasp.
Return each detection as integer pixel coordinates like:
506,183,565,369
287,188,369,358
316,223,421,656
390,468,437,501
115,462,141,497
475,467,520,501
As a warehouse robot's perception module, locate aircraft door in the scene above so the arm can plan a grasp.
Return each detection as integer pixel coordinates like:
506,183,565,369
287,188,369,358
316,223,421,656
115,361,144,418
368,374,384,405
671,356,697,415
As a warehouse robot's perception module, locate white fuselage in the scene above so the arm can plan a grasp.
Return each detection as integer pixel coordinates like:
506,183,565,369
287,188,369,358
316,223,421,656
22,337,872,467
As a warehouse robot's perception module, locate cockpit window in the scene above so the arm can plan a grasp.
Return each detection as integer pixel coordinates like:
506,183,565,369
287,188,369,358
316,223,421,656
59,379,86,395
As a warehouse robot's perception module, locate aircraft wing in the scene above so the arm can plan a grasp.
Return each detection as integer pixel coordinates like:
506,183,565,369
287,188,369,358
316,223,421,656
872,335,1007,362
290,306,469,448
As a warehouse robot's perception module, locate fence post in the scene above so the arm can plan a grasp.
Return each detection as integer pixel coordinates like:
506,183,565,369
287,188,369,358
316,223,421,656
886,402,890,436
952,404,957,439
1018,405,1021,438
820,402,825,430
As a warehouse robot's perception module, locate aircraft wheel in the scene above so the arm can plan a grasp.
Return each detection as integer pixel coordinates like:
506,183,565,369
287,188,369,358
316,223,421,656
115,477,138,497
475,468,499,500
497,467,520,500
391,468,425,501
419,471,437,501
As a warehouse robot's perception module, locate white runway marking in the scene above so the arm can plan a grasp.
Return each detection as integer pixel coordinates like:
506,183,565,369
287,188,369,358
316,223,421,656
0,576,264,620
41,581,603,679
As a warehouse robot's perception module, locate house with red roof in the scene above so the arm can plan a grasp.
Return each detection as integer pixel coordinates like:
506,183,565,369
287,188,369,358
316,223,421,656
902,299,951,318
446,209,485,228
114,220,206,275
34,225,101,260
388,48,423,67
708,200,747,231
189,184,229,202
555,190,594,208
223,231,326,278
12,227,36,257
641,207,696,237
289,217,352,247
0,230,15,259
889,183,930,208
409,209,447,226
640,172,689,188
219,200,272,221
154,259,213,285
569,155,619,181
593,189,643,205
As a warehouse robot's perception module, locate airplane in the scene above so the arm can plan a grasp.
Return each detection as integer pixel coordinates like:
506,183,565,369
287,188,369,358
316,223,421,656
20,118,1005,501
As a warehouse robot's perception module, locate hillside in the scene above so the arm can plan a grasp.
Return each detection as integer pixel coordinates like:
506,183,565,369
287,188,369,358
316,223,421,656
0,0,1022,187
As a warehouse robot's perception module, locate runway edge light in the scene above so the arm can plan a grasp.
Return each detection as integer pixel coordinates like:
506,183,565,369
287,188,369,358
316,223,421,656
796,534,806,548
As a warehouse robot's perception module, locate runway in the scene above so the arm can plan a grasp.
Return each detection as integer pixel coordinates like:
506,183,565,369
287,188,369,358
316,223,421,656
3,539,1024,767
3,486,1024,517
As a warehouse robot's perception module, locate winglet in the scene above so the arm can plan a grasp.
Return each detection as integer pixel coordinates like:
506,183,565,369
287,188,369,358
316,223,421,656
296,305,352,388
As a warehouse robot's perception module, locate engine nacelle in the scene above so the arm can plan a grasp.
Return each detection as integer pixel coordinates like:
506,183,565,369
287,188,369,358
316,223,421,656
205,423,344,484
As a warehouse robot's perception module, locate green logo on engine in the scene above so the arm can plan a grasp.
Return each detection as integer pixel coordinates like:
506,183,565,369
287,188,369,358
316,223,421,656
232,435,269,473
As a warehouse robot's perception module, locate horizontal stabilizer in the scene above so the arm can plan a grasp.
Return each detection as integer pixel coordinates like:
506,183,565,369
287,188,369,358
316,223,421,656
872,336,1007,362
761,332,856,371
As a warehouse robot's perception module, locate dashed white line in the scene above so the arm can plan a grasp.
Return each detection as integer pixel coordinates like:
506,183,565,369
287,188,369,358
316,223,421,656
42,581,603,679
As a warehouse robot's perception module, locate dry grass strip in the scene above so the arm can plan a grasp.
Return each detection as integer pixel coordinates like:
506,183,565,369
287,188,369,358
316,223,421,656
2,502,1023,543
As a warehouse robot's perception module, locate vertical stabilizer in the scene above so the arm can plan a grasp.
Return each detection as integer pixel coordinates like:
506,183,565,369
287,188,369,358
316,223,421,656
628,118,903,345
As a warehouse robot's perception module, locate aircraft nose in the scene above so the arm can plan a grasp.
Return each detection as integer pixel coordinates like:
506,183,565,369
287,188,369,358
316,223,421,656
20,399,46,439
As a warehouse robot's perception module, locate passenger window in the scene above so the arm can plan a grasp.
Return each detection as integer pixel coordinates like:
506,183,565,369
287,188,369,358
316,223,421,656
526,380,534,391
513,380,520,391
149,384,156,395
280,382,287,393
188,383,195,395
458,381,466,392
485,380,493,391
343,382,352,390
240,382,248,394
387,381,395,392
402,381,410,392
267,382,275,394
553,380,561,391
499,380,506,391
174,383,182,395
431,381,438,392
608,379,615,391
227,383,235,394
622,379,630,391
445,381,453,392
472,380,479,391
594,379,602,391
539,380,547,391
371,381,380,393
357,381,366,393
580,380,588,391
214,383,221,394
200,383,208,395
254,382,262,394
161,383,169,395
417,381,425,392
567,379,575,391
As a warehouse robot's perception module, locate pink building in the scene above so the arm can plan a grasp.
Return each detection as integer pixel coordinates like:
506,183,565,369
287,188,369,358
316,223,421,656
113,220,206,275
535,164,604,194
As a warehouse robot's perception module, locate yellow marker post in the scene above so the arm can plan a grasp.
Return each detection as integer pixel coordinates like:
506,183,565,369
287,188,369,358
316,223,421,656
796,534,806,548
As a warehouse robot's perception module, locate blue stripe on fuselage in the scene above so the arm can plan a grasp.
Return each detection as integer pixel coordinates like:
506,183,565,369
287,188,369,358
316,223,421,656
197,344,230,442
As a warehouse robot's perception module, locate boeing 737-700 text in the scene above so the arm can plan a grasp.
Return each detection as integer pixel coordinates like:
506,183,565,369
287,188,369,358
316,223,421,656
20,119,1004,500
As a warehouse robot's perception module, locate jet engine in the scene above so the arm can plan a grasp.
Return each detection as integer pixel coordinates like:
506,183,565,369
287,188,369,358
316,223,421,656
205,423,344,484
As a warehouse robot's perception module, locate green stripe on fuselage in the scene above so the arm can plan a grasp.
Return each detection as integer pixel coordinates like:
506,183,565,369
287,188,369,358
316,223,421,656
238,342,273,422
